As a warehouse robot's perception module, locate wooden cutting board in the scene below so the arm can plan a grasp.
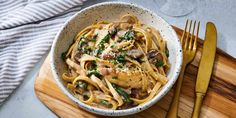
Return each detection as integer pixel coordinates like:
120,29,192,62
34,26,236,118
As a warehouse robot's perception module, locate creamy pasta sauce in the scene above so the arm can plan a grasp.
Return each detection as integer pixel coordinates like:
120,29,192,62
61,14,170,110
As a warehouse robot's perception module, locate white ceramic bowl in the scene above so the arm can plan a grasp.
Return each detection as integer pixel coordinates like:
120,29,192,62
51,2,182,116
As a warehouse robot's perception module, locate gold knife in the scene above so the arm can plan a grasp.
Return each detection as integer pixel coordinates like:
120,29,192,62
192,22,217,118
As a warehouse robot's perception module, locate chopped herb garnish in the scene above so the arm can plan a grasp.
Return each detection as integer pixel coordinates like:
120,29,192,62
87,70,102,78
95,34,111,55
99,43,105,49
91,39,96,42
116,55,126,64
87,60,102,78
78,40,87,49
118,65,123,69
90,60,97,70
61,52,67,61
112,84,131,102
120,30,135,41
155,60,164,67
95,48,104,55
81,47,92,54
91,34,98,42
100,100,110,106
165,46,169,58
119,37,125,40
110,60,118,65
111,44,116,48
80,36,89,40
101,34,110,43
112,76,118,79
118,48,124,52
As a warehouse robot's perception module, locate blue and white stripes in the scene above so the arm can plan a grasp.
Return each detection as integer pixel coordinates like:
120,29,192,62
0,0,86,104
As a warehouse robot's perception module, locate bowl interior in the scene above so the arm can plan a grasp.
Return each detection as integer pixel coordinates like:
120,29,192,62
51,2,182,116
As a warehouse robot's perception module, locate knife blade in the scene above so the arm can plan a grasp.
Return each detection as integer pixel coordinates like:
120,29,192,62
192,22,217,118
196,22,217,93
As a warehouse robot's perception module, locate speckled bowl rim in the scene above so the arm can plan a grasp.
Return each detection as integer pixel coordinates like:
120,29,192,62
51,2,182,116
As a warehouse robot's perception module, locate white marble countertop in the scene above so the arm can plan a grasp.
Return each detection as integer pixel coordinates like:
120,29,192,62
0,0,235,118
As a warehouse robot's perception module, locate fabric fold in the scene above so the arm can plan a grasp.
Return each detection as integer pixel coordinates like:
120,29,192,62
0,0,86,105
0,0,85,30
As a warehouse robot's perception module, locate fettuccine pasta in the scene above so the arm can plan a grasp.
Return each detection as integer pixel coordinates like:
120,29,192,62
61,14,170,110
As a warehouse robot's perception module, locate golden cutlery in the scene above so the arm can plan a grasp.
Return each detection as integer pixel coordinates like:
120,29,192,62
192,22,217,118
166,20,200,118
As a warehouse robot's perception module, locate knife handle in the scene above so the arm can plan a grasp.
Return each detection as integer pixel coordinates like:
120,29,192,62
192,92,205,118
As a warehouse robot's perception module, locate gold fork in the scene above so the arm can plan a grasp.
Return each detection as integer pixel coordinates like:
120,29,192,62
166,20,200,118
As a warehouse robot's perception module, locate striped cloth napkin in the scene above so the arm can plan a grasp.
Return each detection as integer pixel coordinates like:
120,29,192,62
0,0,86,105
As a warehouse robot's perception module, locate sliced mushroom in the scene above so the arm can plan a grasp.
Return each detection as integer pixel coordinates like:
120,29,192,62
147,49,163,60
108,27,118,37
74,51,83,62
148,58,157,64
130,88,148,99
101,52,116,60
130,88,141,99
147,49,163,64
156,53,163,61
127,49,143,59
147,49,158,59
117,30,126,37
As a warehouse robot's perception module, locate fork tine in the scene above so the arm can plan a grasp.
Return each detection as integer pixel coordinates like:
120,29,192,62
193,21,200,50
184,20,192,50
181,19,189,45
189,21,196,50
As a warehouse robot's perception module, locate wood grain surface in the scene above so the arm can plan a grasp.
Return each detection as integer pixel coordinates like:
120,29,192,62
34,26,236,118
